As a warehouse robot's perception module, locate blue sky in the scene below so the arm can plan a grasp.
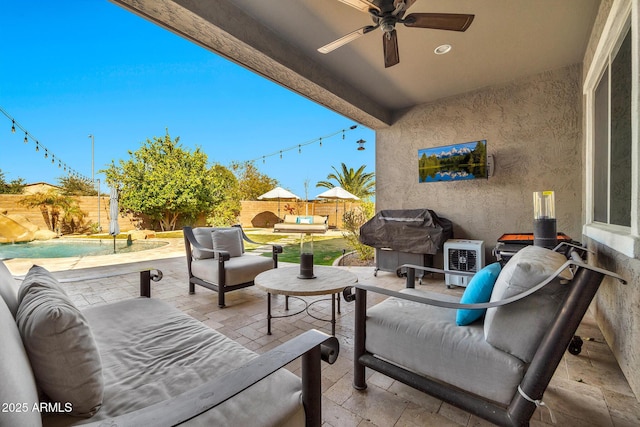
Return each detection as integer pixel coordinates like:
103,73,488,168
0,1,375,200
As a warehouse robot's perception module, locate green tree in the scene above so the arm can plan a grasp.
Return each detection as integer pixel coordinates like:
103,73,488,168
316,163,375,199
103,131,225,231
58,175,97,196
18,189,84,233
0,169,26,194
231,161,279,200
208,164,241,226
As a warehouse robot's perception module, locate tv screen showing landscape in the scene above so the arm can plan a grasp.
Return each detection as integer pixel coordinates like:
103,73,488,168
418,140,487,183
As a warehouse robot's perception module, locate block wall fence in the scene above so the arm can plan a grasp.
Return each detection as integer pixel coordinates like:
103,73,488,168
0,195,360,232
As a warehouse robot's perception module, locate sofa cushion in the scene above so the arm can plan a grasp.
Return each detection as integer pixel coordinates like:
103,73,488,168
212,228,243,258
16,265,104,417
191,255,274,287
456,262,502,326
484,246,571,363
0,296,42,427
191,227,215,260
41,298,304,426
366,289,526,405
0,260,19,317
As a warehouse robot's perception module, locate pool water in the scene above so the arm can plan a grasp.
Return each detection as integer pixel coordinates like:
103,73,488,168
0,239,168,259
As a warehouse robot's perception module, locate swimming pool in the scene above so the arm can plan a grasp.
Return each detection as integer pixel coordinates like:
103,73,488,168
0,239,168,259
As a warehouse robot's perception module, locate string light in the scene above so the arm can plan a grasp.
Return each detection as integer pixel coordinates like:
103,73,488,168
0,106,90,181
249,125,359,164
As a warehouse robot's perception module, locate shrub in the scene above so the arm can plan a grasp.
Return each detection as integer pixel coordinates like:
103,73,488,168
342,200,374,260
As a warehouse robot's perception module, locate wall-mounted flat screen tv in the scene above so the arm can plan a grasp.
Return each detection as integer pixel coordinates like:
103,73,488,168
418,140,487,183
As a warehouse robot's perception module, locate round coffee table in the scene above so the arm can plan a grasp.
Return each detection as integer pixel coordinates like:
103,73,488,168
255,266,358,335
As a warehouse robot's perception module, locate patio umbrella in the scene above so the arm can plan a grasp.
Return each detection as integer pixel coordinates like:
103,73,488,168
316,187,360,228
257,186,300,219
109,187,120,253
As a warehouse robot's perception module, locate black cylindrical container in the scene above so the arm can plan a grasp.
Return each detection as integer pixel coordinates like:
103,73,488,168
533,218,557,248
298,253,315,279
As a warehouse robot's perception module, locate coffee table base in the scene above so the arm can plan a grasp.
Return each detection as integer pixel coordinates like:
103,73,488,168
267,293,341,336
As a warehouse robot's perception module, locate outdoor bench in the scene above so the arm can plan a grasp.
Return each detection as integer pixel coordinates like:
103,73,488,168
273,215,328,234
0,260,338,427
344,244,625,426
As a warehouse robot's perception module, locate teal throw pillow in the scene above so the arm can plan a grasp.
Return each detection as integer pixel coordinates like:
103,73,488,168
456,262,502,326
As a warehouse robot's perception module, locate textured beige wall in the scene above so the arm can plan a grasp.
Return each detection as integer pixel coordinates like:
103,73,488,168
376,64,583,257
582,0,640,399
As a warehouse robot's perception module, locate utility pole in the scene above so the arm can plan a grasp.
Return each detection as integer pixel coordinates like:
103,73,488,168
88,134,101,232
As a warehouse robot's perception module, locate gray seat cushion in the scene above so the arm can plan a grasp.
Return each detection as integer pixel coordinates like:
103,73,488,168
191,255,274,287
41,298,304,427
365,289,526,405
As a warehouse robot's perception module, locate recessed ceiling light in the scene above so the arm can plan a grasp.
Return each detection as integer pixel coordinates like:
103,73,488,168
434,44,452,55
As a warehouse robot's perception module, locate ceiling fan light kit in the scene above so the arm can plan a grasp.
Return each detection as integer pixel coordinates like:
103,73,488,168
319,0,474,68
434,44,452,55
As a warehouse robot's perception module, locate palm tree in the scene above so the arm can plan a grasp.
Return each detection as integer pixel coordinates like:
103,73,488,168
316,163,375,199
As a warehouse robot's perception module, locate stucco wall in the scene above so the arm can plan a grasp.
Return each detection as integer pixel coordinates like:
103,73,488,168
376,64,583,258
582,0,640,399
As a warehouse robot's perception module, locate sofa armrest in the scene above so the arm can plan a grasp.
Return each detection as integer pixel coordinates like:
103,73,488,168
13,266,164,298
83,329,339,427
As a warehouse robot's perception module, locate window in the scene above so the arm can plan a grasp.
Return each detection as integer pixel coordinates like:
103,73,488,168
593,28,631,226
584,0,638,258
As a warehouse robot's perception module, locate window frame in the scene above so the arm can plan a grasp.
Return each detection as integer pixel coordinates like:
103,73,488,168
583,0,639,258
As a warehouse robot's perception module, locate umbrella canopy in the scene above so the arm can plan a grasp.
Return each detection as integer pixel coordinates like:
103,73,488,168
109,187,120,253
316,187,359,228
315,187,360,201
257,187,300,200
257,187,300,219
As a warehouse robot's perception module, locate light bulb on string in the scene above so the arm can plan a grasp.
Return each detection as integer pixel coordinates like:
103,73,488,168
319,137,322,147
298,145,301,154
11,120,16,133
262,156,265,164
280,151,283,159
44,149,48,158
24,132,28,143
342,131,345,140
35,142,39,152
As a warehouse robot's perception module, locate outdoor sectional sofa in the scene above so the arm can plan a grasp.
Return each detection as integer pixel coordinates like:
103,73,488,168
273,215,329,234
344,245,625,426
0,260,338,427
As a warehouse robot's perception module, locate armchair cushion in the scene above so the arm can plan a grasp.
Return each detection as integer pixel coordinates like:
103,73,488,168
191,255,274,287
191,227,215,259
456,262,502,326
366,288,526,404
484,246,572,363
212,228,243,258
16,266,103,417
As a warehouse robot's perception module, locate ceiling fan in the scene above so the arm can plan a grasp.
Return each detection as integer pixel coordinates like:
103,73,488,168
318,0,474,68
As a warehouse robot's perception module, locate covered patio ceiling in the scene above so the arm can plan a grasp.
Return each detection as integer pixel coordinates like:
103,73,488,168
111,0,600,129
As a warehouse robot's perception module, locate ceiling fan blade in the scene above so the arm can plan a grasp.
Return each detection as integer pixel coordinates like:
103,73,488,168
403,13,474,31
383,30,400,68
318,25,377,54
336,0,378,13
